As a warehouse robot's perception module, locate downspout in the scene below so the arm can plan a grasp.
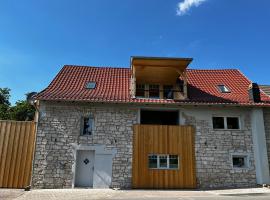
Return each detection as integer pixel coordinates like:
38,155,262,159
28,100,40,190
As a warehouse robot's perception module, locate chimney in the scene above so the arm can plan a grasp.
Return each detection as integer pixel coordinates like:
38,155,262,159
249,83,261,103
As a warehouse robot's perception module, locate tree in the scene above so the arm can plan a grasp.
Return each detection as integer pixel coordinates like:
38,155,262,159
0,88,36,121
0,88,11,120
0,88,11,105
0,104,10,120
10,100,35,121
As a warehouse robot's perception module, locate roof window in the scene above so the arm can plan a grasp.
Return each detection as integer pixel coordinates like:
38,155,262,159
86,82,96,89
218,85,230,93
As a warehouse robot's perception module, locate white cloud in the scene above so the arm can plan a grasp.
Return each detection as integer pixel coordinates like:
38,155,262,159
176,0,207,16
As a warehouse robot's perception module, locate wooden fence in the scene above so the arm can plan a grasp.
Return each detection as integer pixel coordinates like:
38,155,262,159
133,125,196,189
0,120,36,188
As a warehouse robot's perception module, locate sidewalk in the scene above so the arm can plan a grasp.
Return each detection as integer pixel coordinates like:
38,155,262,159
207,187,270,195
1,187,270,200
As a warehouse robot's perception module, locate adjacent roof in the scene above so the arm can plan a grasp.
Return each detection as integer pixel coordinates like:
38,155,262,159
260,85,270,96
35,65,270,106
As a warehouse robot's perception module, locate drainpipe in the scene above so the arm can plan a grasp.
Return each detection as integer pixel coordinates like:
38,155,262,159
251,108,270,184
28,100,40,190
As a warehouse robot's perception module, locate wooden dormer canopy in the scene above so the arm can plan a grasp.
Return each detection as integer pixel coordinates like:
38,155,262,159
131,56,192,84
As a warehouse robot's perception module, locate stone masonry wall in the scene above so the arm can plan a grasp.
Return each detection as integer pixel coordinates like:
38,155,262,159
264,108,270,173
32,102,257,189
183,111,256,188
32,102,137,188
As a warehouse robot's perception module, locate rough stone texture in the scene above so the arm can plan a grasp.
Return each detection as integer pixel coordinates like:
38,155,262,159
32,102,257,189
32,102,137,189
183,112,256,189
264,108,270,173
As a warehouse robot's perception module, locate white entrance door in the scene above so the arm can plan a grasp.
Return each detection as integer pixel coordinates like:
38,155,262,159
75,150,95,187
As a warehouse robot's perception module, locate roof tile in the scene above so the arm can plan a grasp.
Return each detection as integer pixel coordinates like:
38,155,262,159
35,65,270,106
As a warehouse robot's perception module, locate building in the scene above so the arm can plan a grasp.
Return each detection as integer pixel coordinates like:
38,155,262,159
32,56,270,189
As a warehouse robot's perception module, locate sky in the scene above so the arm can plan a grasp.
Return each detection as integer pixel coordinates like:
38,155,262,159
0,0,270,104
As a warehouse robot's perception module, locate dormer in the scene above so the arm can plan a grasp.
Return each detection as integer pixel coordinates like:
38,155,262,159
130,56,192,100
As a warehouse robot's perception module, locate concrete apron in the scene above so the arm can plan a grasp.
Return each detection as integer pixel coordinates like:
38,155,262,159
8,188,270,200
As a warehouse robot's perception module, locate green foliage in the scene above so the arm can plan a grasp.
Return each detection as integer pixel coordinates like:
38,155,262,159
10,100,35,121
0,87,36,121
0,88,11,120
0,88,11,106
0,104,10,120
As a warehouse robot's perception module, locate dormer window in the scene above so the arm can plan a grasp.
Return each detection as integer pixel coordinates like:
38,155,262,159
131,57,191,100
177,79,184,93
163,85,174,99
136,84,145,97
86,82,96,89
218,85,230,93
149,84,160,98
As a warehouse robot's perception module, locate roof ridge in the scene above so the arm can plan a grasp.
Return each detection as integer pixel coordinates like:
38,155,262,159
62,65,245,71
187,68,239,71
63,65,129,70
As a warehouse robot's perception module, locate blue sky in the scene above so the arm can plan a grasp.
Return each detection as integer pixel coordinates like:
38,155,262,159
0,0,269,104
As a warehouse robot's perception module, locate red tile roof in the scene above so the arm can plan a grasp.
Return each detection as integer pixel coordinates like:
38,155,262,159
260,85,270,96
35,65,270,106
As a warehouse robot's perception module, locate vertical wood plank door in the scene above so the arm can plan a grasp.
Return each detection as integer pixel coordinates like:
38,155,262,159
132,125,196,189
0,120,36,188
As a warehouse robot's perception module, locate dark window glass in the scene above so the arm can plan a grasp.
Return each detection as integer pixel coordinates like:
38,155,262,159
233,156,245,168
148,155,157,168
176,79,184,92
149,84,160,98
136,84,145,97
213,117,225,129
163,85,174,99
159,155,167,168
82,117,93,135
218,85,230,93
169,155,179,169
140,110,179,125
227,117,240,129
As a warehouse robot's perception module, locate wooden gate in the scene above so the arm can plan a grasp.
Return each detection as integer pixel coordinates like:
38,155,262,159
0,120,36,188
132,125,196,189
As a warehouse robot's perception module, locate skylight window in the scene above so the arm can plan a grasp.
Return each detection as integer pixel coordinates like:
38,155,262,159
218,85,230,93
86,82,96,89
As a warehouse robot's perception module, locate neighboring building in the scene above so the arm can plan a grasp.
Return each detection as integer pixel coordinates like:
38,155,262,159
260,85,270,96
32,56,270,189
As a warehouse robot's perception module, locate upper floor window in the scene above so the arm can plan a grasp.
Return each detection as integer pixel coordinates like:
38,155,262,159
136,84,145,97
212,116,240,130
163,85,174,99
149,84,159,98
177,79,184,93
227,117,240,129
81,117,94,135
218,85,230,93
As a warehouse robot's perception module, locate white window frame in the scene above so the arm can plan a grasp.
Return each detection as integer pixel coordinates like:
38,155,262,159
231,153,250,169
148,154,179,170
217,85,231,93
212,116,241,130
81,115,94,136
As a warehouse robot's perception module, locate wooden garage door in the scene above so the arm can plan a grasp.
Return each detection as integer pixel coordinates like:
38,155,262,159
0,120,36,188
132,125,196,189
